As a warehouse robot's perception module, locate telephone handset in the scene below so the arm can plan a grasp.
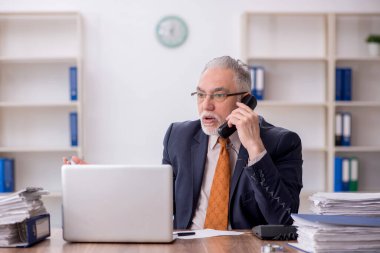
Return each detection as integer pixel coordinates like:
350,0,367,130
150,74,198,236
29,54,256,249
217,94,257,139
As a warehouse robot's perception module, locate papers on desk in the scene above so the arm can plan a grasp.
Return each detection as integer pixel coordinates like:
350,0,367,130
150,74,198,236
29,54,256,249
0,187,49,225
0,187,50,247
289,192,380,253
310,192,380,216
290,214,380,253
174,229,244,240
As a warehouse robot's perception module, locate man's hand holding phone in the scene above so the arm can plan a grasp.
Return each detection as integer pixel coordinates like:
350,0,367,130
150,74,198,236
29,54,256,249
226,101,265,160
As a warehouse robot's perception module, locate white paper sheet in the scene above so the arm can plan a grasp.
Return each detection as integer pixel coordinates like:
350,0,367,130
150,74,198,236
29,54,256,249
174,229,245,239
309,192,380,216
293,192,380,252
0,188,48,225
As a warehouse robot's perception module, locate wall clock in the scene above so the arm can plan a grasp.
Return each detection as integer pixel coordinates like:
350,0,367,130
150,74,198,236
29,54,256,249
156,16,188,48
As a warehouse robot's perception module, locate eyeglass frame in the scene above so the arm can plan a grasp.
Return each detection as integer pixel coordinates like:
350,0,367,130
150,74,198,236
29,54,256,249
190,91,247,102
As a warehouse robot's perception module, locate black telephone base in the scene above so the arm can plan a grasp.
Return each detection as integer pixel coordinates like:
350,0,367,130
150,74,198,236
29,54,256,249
252,225,297,241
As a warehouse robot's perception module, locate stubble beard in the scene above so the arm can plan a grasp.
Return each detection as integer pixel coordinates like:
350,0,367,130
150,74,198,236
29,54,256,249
199,111,224,136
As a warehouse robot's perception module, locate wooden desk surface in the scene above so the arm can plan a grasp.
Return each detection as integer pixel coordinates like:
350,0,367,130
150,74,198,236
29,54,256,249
2,229,302,253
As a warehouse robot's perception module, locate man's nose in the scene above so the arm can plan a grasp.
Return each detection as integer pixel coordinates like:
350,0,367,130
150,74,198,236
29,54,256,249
202,95,215,111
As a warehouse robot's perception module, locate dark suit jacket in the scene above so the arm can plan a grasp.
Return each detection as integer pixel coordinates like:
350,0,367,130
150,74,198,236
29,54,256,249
162,117,303,229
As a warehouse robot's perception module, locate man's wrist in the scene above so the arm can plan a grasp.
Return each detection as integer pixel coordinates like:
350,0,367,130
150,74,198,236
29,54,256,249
247,141,265,160
247,150,267,167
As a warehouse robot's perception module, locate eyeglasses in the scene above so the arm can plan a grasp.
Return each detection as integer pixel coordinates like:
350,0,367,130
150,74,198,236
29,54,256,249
190,91,246,102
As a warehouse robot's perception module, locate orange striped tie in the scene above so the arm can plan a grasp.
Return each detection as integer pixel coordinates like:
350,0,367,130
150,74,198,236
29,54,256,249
204,137,230,230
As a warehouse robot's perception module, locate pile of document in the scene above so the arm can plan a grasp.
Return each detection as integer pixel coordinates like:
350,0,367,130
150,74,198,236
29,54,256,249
310,192,380,216
289,192,380,253
0,187,50,247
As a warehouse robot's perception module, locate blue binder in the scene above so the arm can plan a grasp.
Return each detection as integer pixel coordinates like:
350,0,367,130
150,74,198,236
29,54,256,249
342,112,351,146
69,112,78,147
0,158,5,192
250,66,264,100
69,66,78,101
335,112,343,146
334,156,343,192
342,158,350,191
342,68,352,101
335,68,343,101
0,158,14,192
20,214,51,247
2,214,51,248
292,213,380,227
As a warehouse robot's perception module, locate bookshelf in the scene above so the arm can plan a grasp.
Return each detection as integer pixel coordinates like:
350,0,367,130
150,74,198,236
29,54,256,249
241,12,380,202
332,13,380,193
0,12,83,226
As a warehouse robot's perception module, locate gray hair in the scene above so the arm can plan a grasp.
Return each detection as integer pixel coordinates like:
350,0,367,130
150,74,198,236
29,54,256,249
201,56,251,92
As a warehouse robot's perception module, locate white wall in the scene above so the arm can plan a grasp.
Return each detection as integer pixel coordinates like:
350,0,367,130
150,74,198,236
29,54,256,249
1,0,380,164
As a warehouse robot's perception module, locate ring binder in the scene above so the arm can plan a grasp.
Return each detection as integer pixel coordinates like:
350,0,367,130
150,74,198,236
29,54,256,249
0,214,50,247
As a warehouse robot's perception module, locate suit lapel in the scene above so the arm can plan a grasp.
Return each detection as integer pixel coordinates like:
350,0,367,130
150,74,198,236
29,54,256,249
191,128,208,212
230,144,249,199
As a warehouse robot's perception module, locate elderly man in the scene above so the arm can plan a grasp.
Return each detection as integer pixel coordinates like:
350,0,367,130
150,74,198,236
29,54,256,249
162,56,303,230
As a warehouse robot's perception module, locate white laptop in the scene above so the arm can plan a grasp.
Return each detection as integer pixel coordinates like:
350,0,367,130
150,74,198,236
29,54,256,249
61,164,173,243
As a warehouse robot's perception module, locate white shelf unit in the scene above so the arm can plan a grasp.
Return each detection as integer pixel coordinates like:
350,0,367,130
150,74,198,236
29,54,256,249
241,12,380,197
241,13,329,196
331,13,380,193
0,12,83,226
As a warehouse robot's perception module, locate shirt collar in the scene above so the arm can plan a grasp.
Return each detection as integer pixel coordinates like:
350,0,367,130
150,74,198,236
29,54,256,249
209,131,241,151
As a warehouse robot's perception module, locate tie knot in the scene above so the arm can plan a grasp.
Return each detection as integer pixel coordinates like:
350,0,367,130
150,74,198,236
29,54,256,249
218,137,228,148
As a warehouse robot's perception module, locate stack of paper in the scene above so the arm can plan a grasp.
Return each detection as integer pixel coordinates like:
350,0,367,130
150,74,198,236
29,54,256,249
289,192,380,253
0,187,50,247
310,192,380,216
290,213,380,253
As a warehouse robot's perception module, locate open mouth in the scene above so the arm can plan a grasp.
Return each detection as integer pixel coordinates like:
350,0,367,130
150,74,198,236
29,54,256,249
202,115,218,126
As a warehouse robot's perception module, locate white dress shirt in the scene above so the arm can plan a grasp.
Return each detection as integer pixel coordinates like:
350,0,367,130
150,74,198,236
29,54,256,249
190,132,266,229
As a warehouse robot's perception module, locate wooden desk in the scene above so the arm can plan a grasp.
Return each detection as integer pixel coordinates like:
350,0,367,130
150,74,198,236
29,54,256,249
2,229,302,252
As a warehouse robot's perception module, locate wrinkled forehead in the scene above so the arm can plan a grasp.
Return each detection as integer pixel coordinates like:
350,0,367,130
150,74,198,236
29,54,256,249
197,68,236,92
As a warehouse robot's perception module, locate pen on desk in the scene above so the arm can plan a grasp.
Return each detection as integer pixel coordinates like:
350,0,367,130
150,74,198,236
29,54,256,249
177,232,196,236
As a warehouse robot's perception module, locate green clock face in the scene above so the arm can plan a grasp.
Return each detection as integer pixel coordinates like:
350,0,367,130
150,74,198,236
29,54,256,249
156,16,188,48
